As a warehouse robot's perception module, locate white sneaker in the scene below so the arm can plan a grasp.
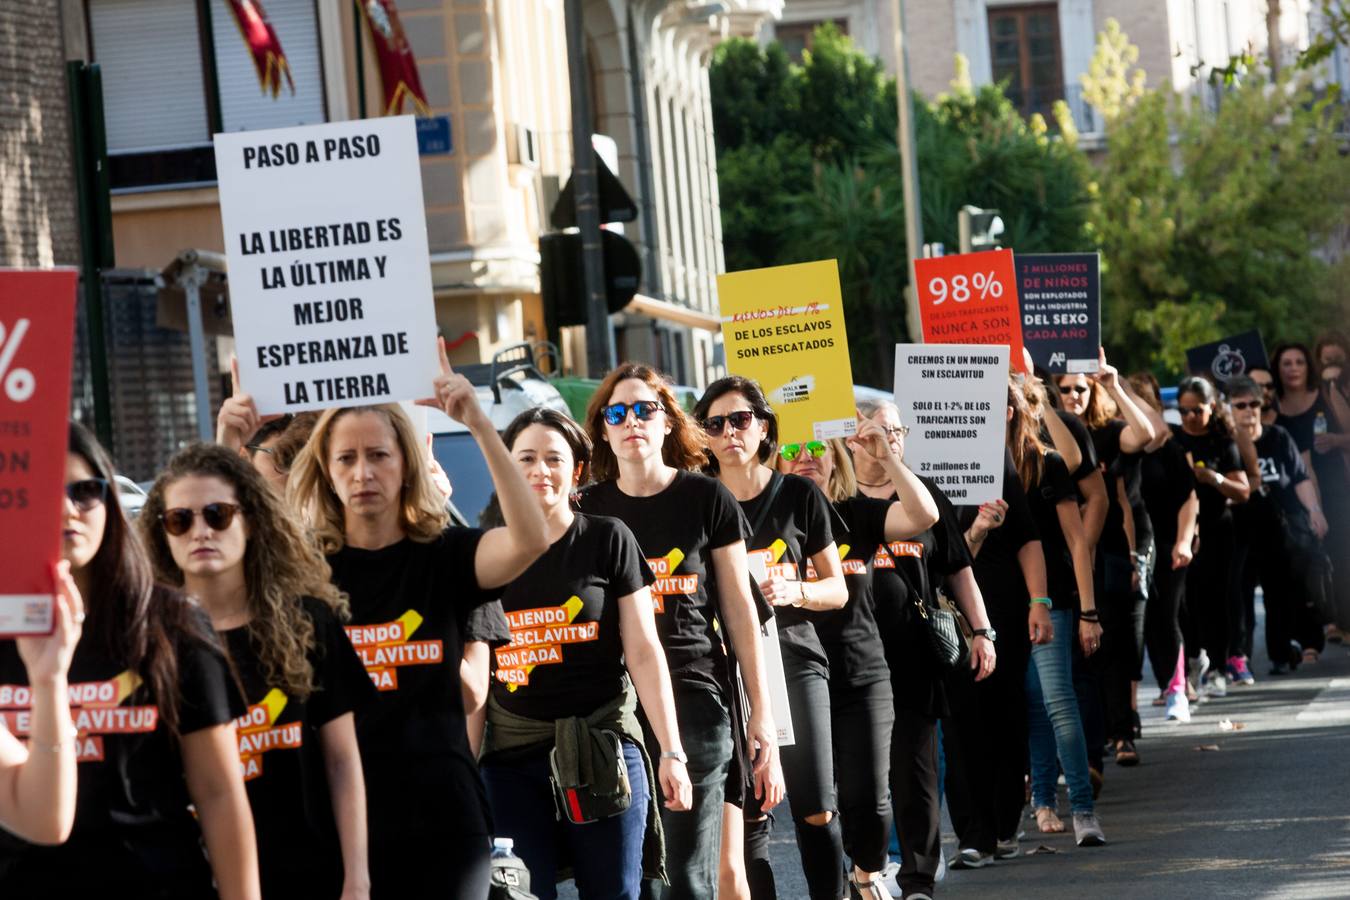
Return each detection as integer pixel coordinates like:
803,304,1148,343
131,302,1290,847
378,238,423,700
1204,672,1228,698
935,849,947,883
1165,691,1191,723
881,860,901,898
949,847,993,869
1073,812,1106,847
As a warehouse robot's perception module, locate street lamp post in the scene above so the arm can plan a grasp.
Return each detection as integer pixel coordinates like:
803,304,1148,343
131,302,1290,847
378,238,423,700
890,0,925,344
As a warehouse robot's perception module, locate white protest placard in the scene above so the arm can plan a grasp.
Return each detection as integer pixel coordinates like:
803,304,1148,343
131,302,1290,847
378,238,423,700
215,116,438,413
745,555,795,746
893,344,1009,506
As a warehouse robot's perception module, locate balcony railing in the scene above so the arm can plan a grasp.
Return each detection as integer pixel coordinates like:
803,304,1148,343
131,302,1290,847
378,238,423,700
1001,83,1103,136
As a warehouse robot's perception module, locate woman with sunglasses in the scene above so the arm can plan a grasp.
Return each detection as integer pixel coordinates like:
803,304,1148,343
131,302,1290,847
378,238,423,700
1125,377,1199,722
1273,343,1350,640
1172,377,1250,697
1226,376,1330,673
777,425,939,899
287,341,549,900
140,444,375,899
577,363,779,900
854,398,994,897
1055,350,1160,768
478,407,691,900
0,423,258,899
693,377,847,900
0,567,83,847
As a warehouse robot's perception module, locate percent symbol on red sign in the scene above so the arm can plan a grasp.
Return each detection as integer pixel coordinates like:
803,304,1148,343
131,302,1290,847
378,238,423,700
928,271,1004,305
0,319,36,402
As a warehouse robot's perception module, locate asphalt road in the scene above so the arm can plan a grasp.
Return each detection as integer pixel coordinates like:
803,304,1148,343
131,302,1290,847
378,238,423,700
560,612,1350,899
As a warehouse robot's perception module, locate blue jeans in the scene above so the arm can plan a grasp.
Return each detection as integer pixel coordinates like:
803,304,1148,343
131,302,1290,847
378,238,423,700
483,740,650,900
1026,610,1095,814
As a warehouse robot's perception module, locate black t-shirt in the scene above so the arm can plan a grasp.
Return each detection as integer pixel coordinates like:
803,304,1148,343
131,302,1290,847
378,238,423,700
805,495,892,689
737,472,834,676
327,527,496,839
957,450,1040,630
1024,451,1080,611
1139,438,1196,548
1248,425,1309,520
578,471,747,694
1090,419,1132,557
490,514,652,721
1056,409,1099,487
872,477,971,716
464,602,512,646
1171,425,1243,524
221,597,376,891
1278,394,1349,503
0,601,243,895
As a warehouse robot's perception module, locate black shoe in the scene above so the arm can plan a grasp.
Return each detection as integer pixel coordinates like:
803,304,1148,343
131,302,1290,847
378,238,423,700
1132,710,1142,739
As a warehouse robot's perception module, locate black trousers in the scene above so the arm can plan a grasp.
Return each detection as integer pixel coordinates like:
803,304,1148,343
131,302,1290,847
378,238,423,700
1186,513,1236,666
1096,551,1146,743
889,705,941,896
830,678,895,874
1145,545,1188,690
943,631,1030,853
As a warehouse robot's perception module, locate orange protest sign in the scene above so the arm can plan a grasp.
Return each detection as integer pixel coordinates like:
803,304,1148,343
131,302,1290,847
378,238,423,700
915,249,1025,372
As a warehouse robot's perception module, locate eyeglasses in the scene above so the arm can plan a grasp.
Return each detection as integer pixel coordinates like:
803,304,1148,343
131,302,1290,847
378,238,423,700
246,443,289,473
1230,400,1261,411
160,503,242,537
779,441,827,462
65,478,109,512
702,411,756,436
1058,385,1090,396
1251,381,1274,391
601,401,663,427
882,425,910,438
1178,406,1208,417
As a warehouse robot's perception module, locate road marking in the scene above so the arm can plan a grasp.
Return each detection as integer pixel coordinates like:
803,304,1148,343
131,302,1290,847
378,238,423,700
1296,678,1350,722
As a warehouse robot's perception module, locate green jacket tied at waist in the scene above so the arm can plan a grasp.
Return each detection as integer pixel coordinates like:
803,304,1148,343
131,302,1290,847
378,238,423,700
481,678,666,884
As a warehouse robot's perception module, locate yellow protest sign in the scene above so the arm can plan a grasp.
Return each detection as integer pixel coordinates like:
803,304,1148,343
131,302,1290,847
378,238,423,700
717,260,857,442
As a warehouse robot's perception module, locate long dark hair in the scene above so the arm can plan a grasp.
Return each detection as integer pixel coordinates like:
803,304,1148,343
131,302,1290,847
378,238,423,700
1271,343,1318,398
692,375,779,472
1177,376,1233,437
502,406,594,488
69,422,216,738
141,444,349,701
584,362,706,482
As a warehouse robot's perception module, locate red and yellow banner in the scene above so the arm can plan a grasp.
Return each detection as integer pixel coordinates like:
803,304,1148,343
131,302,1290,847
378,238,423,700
224,0,295,97
357,0,430,116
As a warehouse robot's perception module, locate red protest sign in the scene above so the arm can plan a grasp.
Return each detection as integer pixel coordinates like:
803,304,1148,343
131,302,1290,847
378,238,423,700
915,249,1025,371
0,270,77,636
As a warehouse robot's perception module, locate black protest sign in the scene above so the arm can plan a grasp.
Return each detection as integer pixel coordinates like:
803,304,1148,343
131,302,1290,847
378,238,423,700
1186,330,1269,384
1016,252,1101,374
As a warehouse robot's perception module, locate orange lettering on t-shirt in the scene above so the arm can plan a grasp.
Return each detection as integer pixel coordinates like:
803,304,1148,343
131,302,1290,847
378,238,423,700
498,596,601,692
234,689,301,781
345,609,441,692
0,670,157,764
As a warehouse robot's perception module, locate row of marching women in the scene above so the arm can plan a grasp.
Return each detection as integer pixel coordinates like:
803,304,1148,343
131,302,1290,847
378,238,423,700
2,330,1347,900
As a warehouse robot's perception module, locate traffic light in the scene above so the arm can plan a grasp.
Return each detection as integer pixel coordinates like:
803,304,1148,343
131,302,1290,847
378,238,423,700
539,230,641,329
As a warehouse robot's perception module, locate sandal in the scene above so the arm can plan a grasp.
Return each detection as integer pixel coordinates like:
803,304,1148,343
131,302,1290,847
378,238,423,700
848,873,889,900
1035,806,1065,833
1114,739,1140,767
1152,692,1167,707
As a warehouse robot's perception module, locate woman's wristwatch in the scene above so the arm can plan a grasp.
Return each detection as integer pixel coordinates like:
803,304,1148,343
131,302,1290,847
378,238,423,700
661,749,688,763
972,627,996,642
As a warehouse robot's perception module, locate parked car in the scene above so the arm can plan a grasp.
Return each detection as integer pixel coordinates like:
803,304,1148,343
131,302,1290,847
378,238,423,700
116,476,148,519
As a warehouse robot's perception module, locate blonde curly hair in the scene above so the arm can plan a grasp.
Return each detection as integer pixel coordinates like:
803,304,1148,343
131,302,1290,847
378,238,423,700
141,443,349,701
287,404,449,554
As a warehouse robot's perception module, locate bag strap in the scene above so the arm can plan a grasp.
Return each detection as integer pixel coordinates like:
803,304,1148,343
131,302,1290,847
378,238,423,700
747,472,787,543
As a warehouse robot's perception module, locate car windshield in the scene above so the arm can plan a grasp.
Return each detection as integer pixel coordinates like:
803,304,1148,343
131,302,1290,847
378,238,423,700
431,432,495,526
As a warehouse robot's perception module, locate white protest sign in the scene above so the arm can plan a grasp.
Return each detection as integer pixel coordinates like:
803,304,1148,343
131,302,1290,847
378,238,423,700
893,343,1009,506
214,116,438,414
745,554,795,746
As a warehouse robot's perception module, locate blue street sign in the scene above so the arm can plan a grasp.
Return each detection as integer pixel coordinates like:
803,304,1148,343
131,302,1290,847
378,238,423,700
416,116,453,156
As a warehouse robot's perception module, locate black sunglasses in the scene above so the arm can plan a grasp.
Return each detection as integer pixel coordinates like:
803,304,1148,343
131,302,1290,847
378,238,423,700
1058,385,1090,395
601,401,662,427
160,503,242,537
1178,406,1208,417
65,478,110,512
702,411,756,436
1230,400,1261,411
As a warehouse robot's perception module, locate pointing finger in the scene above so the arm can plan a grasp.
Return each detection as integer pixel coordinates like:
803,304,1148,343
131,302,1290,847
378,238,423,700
437,336,454,376
230,354,241,395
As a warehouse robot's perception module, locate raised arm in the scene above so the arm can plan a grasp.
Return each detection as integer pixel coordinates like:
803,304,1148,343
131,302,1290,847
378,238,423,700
848,413,939,538
1095,348,1157,453
418,338,549,588
619,586,692,812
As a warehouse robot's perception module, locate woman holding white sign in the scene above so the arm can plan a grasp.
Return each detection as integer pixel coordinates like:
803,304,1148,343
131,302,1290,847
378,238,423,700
0,423,259,900
287,339,550,900
777,425,938,900
694,376,848,900
577,363,781,900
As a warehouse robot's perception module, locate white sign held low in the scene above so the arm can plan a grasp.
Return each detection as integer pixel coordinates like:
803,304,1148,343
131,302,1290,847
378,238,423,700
893,344,1009,507
214,116,438,414
745,554,795,747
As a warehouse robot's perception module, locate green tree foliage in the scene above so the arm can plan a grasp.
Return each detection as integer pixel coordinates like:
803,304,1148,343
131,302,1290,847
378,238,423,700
709,29,1092,386
1083,21,1350,373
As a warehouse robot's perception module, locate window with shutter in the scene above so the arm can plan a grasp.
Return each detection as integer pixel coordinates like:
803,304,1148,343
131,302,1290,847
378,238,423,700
987,3,1063,123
